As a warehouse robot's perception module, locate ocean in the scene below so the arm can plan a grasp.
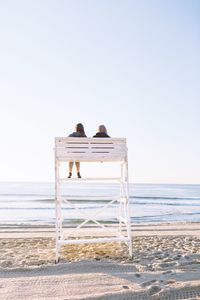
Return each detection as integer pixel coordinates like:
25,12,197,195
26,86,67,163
0,182,200,227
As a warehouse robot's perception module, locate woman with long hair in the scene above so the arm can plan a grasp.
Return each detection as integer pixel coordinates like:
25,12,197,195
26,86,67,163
68,123,86,178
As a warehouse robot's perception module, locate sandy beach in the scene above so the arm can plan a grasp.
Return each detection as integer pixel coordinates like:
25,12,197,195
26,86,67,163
1,223,200,299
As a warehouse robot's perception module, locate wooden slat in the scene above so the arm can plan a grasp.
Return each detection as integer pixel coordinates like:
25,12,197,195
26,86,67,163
55,137,127,162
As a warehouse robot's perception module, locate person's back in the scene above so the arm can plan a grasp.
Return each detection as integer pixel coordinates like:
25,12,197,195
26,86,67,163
93,132,110,138
69,132,83,137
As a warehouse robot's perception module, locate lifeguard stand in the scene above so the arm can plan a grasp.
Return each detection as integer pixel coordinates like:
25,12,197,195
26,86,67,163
55,137,132,263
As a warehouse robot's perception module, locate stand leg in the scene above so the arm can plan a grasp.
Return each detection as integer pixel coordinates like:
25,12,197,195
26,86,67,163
55,159,61,263
123,159,133,259
118,163,124,237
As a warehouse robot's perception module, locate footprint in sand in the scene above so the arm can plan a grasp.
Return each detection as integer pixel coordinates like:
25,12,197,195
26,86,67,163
141,280,157,287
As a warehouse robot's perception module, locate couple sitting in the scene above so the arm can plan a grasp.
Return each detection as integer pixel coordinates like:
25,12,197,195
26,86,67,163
68,123,110,178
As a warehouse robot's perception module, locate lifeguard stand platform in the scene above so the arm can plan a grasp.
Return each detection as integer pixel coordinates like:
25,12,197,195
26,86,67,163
54,137,132,262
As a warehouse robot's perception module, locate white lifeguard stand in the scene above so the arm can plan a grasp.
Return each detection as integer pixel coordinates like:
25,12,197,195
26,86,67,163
55,137,132,263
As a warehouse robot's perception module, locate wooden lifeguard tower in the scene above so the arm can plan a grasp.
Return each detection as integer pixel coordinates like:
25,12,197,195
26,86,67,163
54,137,132,263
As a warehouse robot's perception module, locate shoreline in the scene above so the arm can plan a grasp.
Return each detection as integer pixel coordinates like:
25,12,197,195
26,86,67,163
1,222,200,238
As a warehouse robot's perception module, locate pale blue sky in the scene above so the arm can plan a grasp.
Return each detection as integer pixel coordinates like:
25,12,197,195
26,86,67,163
0,0,199,183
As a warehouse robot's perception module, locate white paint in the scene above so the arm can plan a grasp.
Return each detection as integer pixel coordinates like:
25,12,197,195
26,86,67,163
55,137,132,262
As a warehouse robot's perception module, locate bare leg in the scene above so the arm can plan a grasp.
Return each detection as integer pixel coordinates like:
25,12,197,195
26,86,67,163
68,162,74,178
75,162,81,178
69,161,74,172
75,162,80,172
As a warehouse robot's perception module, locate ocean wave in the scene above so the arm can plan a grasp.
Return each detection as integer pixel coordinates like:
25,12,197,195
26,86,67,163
0,193,54,197
0,205,103,210
131,196,200,200
1,194,200,201
130,201,200,206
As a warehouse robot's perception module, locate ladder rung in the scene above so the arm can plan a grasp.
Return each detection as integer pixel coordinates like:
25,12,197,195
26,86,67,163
59,177,122,182
58,237,129,245
62,197,119,202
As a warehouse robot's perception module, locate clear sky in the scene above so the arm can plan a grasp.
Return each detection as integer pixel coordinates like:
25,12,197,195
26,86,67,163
0,0,199,183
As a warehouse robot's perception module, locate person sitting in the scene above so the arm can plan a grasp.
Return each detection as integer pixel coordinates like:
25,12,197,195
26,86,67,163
93,125,110,138
68,123,87,178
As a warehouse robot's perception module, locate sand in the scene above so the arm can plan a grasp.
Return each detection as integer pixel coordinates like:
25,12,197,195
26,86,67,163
1,223,200,299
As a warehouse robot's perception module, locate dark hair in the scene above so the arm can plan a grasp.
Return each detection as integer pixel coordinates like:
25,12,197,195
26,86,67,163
76,123,86,137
